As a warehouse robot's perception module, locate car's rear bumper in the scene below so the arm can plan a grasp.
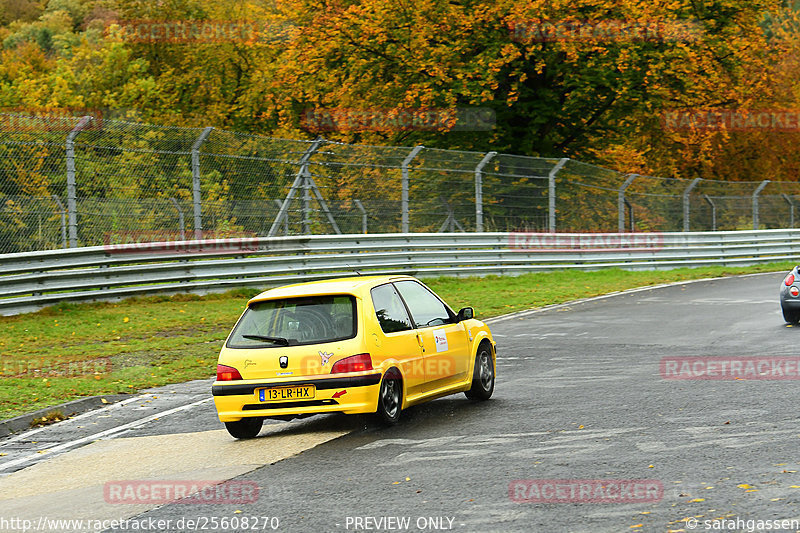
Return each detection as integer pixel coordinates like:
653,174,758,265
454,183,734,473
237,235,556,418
780,287,800,308
782,297,800,307
212,373,382,422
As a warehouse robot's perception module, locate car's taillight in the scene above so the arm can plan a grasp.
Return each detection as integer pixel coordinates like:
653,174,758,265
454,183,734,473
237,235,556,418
786,273,795,286
217,364,243,381
331,354,373,373
791,286,799,297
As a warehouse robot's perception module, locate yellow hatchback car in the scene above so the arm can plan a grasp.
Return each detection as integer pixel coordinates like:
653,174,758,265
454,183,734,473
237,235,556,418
212,275,496,438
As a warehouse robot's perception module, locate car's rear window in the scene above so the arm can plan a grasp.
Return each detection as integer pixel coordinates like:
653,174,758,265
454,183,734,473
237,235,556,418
227,294,357,348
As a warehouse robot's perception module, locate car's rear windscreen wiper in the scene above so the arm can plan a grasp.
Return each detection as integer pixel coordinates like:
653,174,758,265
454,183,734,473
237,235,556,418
241,334,290,346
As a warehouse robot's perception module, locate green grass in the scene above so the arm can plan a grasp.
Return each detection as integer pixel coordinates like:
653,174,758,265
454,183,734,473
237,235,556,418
0,263,793,420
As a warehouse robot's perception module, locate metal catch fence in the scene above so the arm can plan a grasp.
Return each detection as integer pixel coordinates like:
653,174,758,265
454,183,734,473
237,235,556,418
2,113,800,254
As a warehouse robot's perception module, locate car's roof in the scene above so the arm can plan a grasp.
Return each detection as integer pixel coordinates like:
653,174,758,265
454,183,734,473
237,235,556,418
247,275,417,304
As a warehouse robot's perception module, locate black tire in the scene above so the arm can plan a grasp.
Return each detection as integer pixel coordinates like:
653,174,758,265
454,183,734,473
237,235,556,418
783,305,800,325
465,342,495,401
224,417,263,439
376,369,402,424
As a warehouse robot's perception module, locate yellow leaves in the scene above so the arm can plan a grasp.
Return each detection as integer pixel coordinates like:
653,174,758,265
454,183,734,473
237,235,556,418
123,317,129,323
687,498,705,503
736,483,753,489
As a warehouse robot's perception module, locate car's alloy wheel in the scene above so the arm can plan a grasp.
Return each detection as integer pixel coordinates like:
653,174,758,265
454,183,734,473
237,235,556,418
224,417,263,439
466,342,495,400
376,370,402,424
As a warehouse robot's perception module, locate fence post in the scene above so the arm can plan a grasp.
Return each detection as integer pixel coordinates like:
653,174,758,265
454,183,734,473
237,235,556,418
273,199,288,235
269,139,324,236
51,194,67,248
782,193,795,228
682,178,702,232
474,151,497,232
624,198,634,231
303,164,311,235
703,194,716,231
401,145,424,233
169,198,185,240
617,174,638,233
354,199,367,234
65,116,93,248
190,127,214,240
548,158,569,233
306,173,341,234
752,180,770,230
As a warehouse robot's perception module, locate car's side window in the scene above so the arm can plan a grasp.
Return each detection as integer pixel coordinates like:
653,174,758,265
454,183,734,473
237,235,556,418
393,281,453,328
370,284,414,334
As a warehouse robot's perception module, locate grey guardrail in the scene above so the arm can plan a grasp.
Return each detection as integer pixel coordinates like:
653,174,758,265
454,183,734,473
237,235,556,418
1,230,799,316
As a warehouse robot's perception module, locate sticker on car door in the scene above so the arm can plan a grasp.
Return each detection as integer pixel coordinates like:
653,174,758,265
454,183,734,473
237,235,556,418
433,328,448,352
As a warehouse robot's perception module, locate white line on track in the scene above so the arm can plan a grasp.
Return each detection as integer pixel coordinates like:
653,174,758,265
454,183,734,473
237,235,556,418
0,395,147,447
485,271,782,324
0,397,212,472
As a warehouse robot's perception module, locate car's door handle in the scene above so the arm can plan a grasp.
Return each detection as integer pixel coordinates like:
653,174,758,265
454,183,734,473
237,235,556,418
416,333,424,347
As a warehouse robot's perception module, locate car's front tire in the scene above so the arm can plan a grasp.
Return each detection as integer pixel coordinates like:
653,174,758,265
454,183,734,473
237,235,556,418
225,417,263,439
783,305,800,325
376,369,402,424
465,341,495,401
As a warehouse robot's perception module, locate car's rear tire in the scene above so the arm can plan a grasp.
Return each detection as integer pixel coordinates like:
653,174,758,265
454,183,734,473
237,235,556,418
465,342,495,401
782,305,800,325
225,417,263,439
376,369,402,425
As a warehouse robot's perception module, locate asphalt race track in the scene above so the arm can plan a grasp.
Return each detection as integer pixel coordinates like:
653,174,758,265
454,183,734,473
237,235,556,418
2,272,800,533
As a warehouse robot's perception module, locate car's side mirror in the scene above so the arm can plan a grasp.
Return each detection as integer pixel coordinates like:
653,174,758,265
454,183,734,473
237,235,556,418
457,307,474,322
